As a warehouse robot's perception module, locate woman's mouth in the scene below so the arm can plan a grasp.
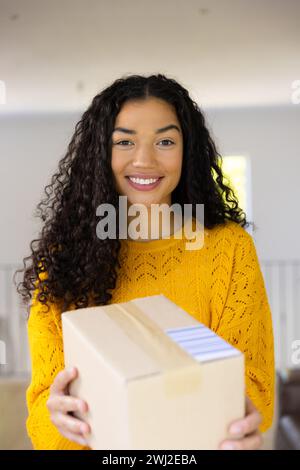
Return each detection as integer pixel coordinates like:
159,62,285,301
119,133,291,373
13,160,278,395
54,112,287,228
125,176,164,191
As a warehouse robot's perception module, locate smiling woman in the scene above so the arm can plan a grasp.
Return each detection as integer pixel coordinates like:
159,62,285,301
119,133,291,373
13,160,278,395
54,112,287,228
111,98,183,219
14,73,274,451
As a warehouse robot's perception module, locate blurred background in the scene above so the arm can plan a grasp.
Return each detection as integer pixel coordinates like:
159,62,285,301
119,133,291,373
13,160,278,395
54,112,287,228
0,0,300,450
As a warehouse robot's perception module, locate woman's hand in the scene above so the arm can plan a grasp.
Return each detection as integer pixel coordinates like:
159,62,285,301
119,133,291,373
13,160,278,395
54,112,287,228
219,396,263,450
47,366,91,447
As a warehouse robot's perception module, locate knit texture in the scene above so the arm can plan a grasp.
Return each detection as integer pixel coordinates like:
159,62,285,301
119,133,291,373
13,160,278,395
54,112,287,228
26,219,275,450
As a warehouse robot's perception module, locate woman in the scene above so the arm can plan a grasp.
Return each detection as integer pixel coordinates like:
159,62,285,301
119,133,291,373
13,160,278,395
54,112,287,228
16,74,274,450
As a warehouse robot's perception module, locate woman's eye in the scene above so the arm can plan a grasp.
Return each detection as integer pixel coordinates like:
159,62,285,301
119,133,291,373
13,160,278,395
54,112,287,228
159,139,174,146
114,140,132,146
113,139,174,146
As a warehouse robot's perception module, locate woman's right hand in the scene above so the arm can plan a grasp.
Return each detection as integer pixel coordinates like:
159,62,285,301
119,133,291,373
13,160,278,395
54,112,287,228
47,366,91,447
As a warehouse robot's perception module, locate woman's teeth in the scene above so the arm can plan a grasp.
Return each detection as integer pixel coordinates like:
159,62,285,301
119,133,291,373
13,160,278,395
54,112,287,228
128,177,159,185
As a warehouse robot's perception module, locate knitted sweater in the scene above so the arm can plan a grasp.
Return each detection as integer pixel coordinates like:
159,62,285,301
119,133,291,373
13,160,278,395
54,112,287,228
26,219,275,450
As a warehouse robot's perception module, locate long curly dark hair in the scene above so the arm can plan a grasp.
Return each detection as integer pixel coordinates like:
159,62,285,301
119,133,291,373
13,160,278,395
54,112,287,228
14,73,252,316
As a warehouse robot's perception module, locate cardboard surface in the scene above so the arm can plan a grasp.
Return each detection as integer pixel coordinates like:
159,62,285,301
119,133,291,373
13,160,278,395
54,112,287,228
62,294,245,449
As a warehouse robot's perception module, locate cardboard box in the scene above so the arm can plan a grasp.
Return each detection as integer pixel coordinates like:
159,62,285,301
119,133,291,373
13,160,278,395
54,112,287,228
62,295,245,449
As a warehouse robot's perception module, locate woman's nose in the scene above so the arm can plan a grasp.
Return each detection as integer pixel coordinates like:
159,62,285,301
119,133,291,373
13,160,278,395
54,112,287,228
132,147,156,168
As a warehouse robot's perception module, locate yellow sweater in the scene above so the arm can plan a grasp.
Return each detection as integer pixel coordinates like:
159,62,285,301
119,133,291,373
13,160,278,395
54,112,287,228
26,219,275,450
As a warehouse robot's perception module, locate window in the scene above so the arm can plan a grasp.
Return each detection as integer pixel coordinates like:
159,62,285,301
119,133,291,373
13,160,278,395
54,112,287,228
221,155,252,233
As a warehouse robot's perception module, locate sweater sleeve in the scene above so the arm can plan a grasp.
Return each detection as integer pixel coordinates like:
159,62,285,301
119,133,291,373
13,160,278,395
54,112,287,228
26,284,90,450
209,224,275,433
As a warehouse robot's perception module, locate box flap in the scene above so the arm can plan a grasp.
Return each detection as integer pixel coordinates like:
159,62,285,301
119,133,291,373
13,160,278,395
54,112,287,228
62,295,199,382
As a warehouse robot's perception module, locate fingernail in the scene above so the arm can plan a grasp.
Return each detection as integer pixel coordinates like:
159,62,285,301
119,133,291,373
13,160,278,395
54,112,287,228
230,424,243,435
221,443,236,450
81,424,88,433
81,401,88,413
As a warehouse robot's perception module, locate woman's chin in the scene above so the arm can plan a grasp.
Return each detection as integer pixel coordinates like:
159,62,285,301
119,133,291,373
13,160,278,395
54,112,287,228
126,196,163,208
130,203,157,211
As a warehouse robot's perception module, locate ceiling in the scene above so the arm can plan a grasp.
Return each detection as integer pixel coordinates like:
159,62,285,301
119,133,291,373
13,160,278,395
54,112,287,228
1,0,300,113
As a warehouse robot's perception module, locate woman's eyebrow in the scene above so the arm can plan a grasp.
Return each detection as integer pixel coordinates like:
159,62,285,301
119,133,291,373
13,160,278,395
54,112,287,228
112,124,181,135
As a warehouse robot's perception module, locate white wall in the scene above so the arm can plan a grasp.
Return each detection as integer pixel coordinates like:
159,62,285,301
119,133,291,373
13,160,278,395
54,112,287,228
0,113,80,265
0,105,299,265
206,105,300,261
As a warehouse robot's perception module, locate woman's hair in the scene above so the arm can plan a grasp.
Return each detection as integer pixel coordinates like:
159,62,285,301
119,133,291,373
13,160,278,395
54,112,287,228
14,73,252,316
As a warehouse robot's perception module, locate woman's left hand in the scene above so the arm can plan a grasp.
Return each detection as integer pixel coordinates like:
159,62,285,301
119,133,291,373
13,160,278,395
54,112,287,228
219,396,263,450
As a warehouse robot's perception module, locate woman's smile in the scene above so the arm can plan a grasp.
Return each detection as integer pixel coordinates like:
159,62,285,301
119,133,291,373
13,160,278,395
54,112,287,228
125,175,164,191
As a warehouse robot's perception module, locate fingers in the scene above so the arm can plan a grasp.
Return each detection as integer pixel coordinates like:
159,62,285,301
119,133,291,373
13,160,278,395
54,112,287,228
219,396,263,450
241,406,262,436
47,366,91,447
220,431,263,450
56,427,88,447
47,394,88,415
50,367,78,395
228,397,262,438
228,412,261,438
51,411,90,436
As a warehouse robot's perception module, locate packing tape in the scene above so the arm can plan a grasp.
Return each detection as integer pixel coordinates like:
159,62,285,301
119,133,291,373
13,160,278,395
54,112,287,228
103,301,201,398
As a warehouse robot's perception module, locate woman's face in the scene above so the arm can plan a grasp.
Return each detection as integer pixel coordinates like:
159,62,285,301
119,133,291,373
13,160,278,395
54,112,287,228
111,97,183,208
